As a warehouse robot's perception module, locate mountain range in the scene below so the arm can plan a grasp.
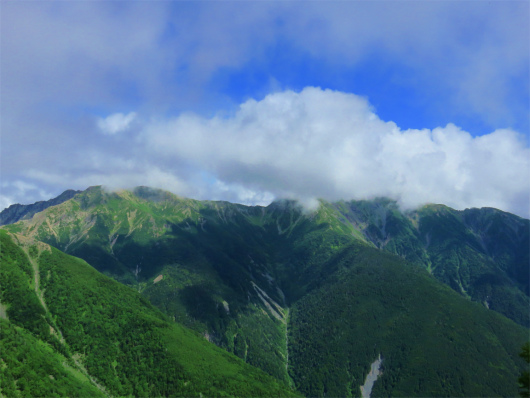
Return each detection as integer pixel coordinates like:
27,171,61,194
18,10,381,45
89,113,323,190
1,186,528,397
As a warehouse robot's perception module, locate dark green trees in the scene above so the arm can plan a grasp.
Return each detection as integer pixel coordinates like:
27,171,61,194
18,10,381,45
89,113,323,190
520,342,530,398
0,230,298,397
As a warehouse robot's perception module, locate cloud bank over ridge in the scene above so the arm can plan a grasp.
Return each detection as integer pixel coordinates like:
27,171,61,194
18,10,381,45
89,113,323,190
2,87,529,217
141,88,529,216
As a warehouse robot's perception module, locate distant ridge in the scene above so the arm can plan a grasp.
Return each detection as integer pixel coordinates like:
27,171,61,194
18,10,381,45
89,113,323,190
0,189,82,226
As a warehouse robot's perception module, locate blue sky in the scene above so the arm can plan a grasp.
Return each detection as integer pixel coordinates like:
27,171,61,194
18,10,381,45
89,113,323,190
1,1,529,217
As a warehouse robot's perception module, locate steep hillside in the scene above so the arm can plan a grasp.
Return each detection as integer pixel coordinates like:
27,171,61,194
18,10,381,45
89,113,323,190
1,187,377,382
0,230,297,397
2,186,296,382
331,199,530,326
288,244,528,397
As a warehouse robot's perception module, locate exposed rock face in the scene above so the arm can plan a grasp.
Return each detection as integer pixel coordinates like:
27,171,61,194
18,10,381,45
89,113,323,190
360,355,383,398
0,189,82,226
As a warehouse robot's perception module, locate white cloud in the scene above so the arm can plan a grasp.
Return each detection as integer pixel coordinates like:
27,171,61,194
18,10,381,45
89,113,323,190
3,87,528,218
0,180,53,209
0,195,14,211
210,180,275,206
25,163,191,201
97,112,137,135
142,87,530,217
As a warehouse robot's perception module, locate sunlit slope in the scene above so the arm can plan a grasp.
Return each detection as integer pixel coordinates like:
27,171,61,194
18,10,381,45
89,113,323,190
0,319,105,397
288,244,528,397
0,230,298,397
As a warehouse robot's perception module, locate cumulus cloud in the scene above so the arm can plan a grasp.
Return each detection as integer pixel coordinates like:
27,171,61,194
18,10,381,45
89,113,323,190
2,87,528,218
97,112,137,135
142,87,530,217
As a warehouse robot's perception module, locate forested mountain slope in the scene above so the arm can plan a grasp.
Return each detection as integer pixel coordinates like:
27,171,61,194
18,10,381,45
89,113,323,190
331,199,530,326
2,186,528,397
288,244,528,397
4,186,528,327
0,230,297,397
3,186,298,382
